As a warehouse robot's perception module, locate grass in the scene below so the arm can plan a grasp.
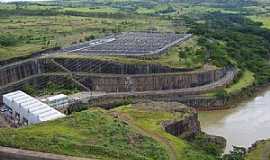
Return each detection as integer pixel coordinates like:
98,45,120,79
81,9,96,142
63,7,120,14
0,3,175,61
225,70,255,95
246,140,270,160
249,15,270,29
136,4,174,15
114,104,218,160
0,108,169,160
0,104,219,160
22,82,81,96
205,70,255,97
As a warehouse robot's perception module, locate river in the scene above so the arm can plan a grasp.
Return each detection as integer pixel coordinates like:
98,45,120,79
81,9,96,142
199,87,270,153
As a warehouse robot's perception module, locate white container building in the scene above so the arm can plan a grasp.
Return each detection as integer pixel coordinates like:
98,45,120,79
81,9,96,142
46,94,69,109
3,91,65,126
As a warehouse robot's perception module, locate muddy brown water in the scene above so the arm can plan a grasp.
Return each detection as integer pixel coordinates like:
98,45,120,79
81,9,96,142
199,87,270,153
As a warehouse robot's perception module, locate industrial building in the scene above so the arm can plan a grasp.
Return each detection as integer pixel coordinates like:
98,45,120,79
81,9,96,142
2,91,65,126
45,94,69,109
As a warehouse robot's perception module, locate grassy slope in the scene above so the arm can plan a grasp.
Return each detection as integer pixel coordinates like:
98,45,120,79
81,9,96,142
0,105,218,160
249,16,270,29
246,140,270,160
0,108,169,160
114,105,217,160
205,70,255,97
225,70,255,95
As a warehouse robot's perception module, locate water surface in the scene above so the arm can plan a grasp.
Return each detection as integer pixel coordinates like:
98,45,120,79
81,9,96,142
199,87,270,153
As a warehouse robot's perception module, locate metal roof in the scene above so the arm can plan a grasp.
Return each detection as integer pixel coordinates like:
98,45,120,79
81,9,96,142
47,94,68,102
3,91,65,124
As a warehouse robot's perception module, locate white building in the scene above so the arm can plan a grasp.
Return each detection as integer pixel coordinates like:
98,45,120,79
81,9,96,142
3,91,66,126
46,94,69,109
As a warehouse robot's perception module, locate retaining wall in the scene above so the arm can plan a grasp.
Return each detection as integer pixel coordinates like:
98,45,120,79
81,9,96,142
53,58,193,74
0,58,227,93
76,69,227,92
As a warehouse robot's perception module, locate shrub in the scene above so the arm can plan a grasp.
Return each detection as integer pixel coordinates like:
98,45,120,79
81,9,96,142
0,34,18,47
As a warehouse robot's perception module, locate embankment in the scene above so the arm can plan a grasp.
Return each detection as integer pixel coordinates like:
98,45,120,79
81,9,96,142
0,57,237,110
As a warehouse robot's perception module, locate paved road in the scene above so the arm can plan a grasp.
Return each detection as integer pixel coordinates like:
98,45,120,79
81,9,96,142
70,68,237,102
0,146,95,160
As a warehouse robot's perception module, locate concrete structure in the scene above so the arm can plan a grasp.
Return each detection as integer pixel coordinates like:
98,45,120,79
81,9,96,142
0,146,94,160
3,91,65,126
46,94,69,109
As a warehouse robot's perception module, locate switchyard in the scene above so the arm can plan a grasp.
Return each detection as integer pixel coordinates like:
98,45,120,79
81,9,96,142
63,32,192,56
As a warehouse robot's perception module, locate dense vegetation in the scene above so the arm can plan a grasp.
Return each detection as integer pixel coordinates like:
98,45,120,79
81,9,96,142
188,12,270,84
22,81,81,96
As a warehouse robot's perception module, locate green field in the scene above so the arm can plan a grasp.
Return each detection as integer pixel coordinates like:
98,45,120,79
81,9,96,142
0,3,175,61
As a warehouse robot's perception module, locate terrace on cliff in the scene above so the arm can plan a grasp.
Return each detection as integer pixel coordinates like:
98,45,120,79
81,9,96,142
0,32,238,110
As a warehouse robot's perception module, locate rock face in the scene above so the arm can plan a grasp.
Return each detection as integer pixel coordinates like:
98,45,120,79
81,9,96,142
53,58,192,74
77,68,226,92
0,58,226,92
0,57,236,110
131,101,202,139
162,111,201,139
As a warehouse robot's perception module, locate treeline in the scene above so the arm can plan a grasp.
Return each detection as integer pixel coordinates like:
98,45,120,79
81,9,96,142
0,7,128,19
188,12,270,84
171,0,257,7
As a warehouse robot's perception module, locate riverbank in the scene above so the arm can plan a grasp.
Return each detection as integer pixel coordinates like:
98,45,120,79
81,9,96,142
246,140,270,160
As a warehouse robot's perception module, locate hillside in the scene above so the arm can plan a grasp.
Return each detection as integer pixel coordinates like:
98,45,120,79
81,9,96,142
0,102,223,160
